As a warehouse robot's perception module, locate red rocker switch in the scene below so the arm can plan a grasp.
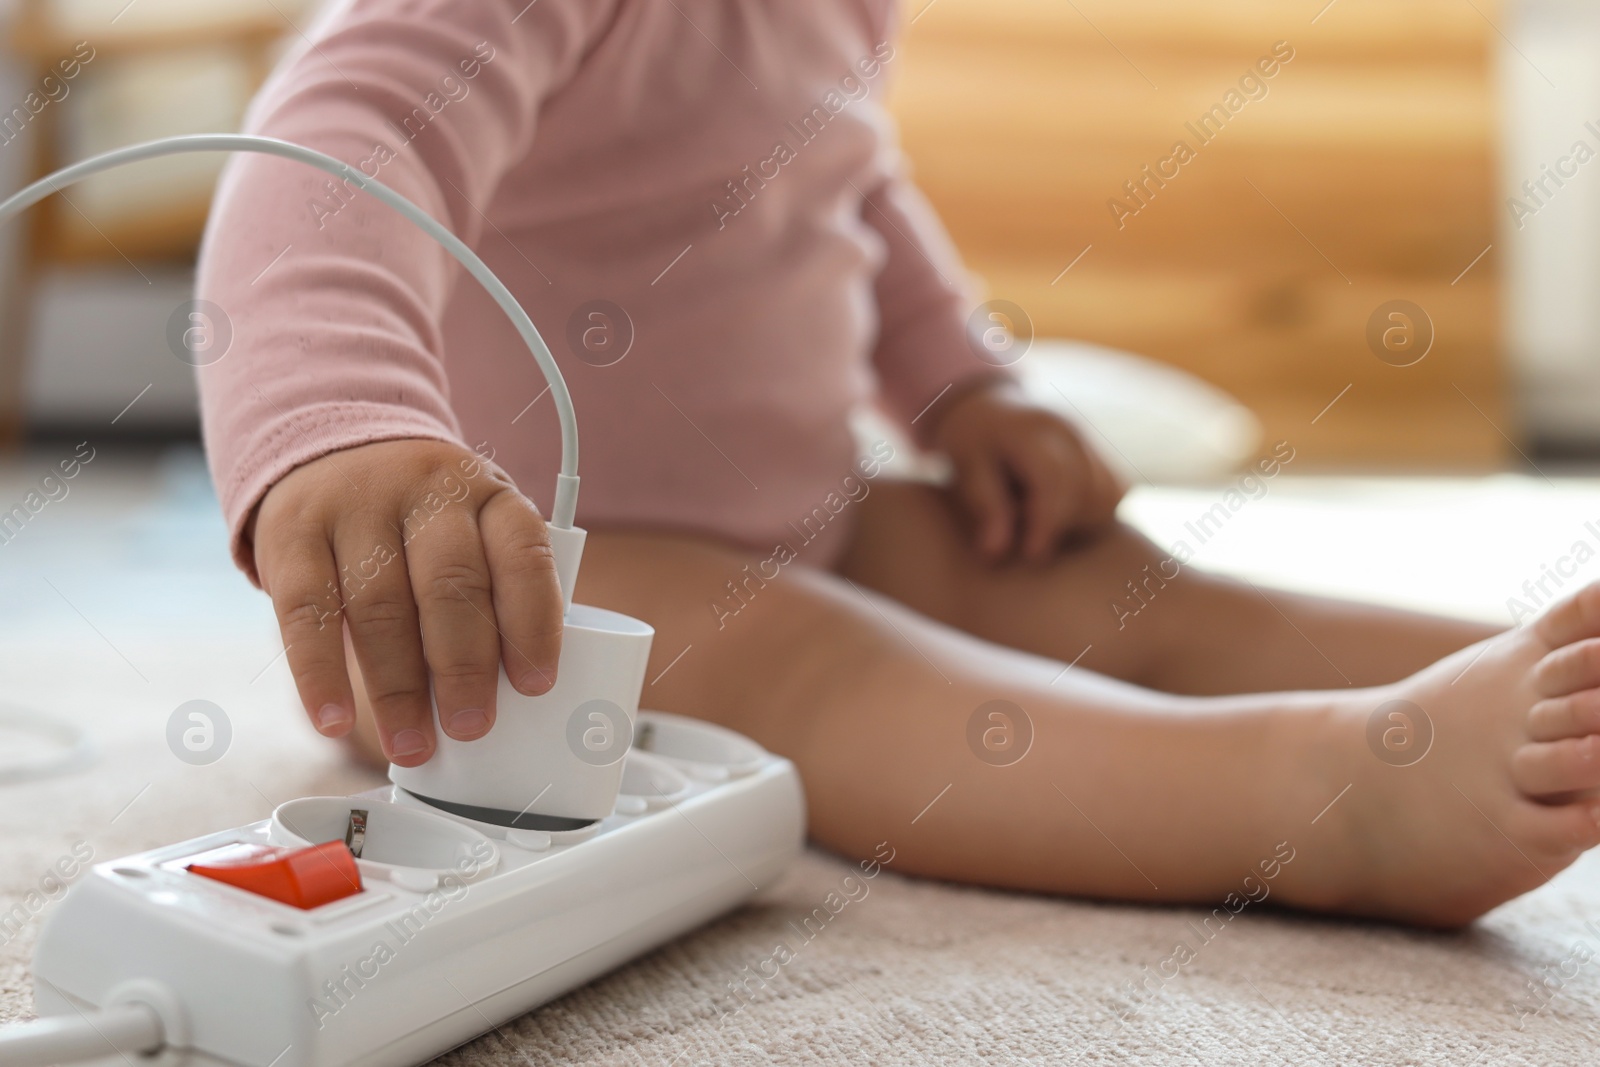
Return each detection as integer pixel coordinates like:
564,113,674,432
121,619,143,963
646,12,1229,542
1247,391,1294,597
188,841,362,910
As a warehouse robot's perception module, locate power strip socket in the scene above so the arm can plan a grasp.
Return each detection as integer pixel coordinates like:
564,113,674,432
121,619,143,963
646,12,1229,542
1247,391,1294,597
29,712,805,1067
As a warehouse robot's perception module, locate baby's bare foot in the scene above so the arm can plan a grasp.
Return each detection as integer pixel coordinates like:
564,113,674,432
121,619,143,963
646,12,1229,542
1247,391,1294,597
1294,584,1600,927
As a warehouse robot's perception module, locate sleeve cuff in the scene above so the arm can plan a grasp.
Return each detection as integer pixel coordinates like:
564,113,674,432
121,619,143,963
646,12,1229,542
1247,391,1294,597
872,303,1020,447
213,400,464,586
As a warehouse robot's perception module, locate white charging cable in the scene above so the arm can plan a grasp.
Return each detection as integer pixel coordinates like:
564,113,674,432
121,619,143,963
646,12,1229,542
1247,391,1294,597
0,133,581,528
0,134,586,1062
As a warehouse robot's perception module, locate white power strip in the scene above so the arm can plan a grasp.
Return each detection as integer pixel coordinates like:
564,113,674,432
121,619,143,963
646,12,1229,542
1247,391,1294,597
26,712,805,1067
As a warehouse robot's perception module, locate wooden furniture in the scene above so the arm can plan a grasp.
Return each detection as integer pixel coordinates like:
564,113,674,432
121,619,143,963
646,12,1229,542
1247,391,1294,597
0,0,302,443
890,0,1509,468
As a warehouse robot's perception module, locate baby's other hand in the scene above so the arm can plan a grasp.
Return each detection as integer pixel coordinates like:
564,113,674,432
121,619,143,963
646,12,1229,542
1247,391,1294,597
249,438,564,766
932,378,1127,563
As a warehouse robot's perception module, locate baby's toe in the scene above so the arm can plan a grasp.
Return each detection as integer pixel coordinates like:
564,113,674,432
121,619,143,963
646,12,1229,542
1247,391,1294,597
1513,734,1600,798
1529,689,1600,742
1515,798,1600,860
1534,582,1600,649
1534,639,1600,699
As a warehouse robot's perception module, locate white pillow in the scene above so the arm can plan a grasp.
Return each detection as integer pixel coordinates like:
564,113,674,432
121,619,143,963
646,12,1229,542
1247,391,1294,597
854,339,1262,486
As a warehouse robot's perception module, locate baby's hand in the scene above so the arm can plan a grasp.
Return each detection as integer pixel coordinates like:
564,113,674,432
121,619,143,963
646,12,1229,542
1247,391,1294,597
249,438,564,766
933,378,1127,563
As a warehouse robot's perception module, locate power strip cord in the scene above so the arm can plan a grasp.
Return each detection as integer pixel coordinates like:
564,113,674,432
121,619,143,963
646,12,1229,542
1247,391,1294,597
0,1001,164,1067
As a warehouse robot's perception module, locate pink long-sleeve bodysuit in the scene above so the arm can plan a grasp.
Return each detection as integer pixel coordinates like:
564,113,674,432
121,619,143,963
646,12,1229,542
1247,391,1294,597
197,0,994,582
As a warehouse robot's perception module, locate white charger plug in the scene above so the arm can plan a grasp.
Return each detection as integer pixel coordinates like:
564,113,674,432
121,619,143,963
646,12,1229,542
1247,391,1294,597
392,523,659,826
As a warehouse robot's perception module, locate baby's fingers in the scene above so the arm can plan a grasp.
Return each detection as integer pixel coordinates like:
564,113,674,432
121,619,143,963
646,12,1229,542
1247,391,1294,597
954,453,1014,561
1008,438,1075,562
263,530,356,738
407,511,502,742
479,490,564,695
339,524,434,766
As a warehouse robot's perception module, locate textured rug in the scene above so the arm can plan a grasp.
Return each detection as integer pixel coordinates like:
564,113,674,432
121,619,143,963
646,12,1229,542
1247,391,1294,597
3,450,1600,1065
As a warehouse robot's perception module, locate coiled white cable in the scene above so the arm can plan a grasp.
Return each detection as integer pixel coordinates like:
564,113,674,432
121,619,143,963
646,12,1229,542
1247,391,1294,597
0,133,581,528
0,704,95,784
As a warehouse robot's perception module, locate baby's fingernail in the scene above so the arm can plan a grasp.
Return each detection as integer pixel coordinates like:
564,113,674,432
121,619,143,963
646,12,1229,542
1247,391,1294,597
317,704,352,732
390,729,428,758
449,708,489,736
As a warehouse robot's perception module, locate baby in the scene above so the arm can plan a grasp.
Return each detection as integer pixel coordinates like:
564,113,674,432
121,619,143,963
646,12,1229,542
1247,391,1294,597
199,0,1600,927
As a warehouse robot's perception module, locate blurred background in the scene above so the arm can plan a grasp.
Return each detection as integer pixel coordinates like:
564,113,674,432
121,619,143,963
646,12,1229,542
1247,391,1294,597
0,0,1593,465
0,0,317,444
0,0,1595,656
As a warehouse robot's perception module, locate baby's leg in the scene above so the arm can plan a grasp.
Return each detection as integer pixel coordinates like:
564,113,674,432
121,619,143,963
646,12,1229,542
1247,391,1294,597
837,480,1498,695
572,529,1600,927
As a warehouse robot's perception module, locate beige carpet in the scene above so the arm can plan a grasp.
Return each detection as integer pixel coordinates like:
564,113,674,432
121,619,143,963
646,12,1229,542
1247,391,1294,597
4,452,1600,1065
